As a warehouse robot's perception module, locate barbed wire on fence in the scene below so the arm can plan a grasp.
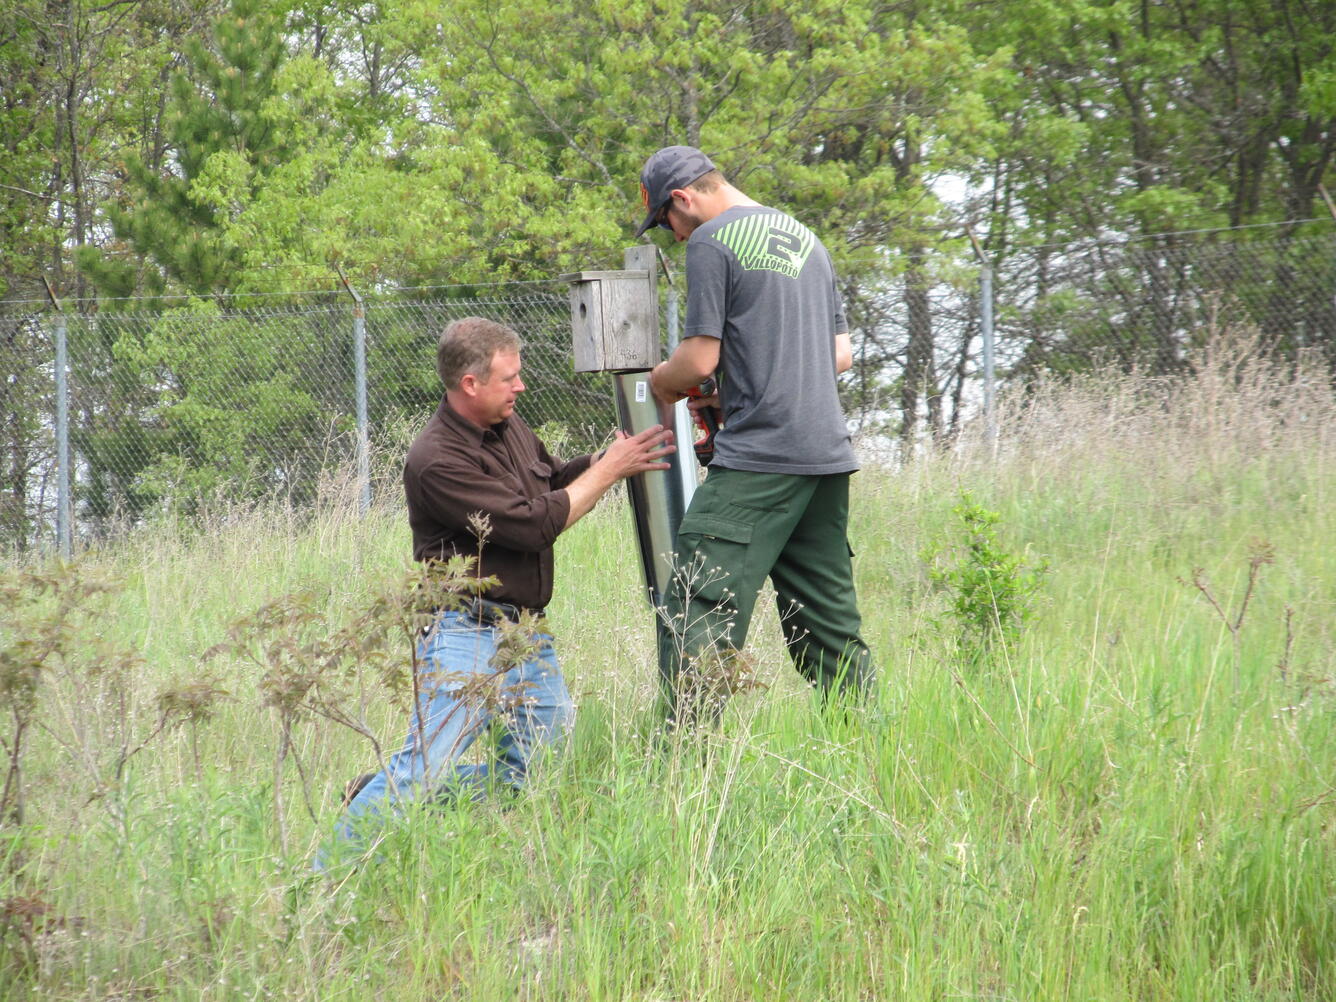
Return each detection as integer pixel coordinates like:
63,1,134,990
4,225,1335,552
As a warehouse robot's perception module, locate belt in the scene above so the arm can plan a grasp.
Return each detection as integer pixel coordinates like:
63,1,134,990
457,597,543,626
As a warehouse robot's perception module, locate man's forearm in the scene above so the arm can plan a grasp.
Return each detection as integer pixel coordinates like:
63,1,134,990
558,425,675,529
652,355,709,399
650,335,720,402
561,462,620,528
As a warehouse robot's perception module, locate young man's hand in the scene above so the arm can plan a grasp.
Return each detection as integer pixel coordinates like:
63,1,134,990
649,362,688,406
649,336,721,405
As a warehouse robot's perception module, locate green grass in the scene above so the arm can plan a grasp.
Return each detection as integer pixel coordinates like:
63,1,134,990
4,346,1336,1000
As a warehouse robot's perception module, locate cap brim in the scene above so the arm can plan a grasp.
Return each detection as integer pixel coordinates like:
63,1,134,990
633,207,659,238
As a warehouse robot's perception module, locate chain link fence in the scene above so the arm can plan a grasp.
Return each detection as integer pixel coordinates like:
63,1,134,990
1002,228,1336,373
838,225,1336,442
4,225,1336,553
2,281,616,553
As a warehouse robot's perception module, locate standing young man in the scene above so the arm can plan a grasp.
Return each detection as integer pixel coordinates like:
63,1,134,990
636,146,874,724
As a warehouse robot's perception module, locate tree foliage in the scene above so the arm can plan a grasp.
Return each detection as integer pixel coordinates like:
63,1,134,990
4,0,1336,542
0,0,1326,301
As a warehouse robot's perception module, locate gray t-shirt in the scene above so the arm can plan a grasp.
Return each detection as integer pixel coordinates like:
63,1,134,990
684,205,858,475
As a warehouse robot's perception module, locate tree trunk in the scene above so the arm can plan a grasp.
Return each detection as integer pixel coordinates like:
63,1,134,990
900,249,939,444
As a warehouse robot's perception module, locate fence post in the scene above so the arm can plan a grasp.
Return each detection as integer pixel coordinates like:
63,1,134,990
337,266,371,515
666,285,679,348
980,260,997,451
967,229,998,455
44,277,71,558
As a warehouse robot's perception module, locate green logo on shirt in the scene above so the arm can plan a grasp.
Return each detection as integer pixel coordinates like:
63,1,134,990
712,213,815,278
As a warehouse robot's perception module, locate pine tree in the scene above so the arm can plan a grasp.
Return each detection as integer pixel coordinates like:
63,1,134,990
76,0,298,298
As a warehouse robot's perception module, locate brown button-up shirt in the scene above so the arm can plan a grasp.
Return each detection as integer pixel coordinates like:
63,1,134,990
403,398,594,611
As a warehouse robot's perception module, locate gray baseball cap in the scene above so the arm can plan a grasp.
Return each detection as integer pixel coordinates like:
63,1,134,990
634,146,716,237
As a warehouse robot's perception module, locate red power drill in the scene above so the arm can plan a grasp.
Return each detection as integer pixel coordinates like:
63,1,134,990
685,377,722,466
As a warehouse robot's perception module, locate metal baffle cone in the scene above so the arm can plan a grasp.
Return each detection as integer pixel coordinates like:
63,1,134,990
610,370,695,607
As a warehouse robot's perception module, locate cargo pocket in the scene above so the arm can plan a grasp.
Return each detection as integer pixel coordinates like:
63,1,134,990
675,512,754,606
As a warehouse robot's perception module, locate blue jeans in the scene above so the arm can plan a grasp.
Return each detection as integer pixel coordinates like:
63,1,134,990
319,611,574,862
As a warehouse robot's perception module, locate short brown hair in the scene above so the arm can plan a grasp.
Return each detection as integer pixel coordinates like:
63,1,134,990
437,317,522,389
685,169,726,194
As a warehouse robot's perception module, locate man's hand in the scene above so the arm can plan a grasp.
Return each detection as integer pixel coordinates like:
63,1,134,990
649,361,687,406
563,425,676,528
595,425,676,479
649,336,720,405
685,389,720,414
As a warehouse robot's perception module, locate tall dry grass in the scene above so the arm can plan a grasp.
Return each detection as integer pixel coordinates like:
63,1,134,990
2,336,1335,1000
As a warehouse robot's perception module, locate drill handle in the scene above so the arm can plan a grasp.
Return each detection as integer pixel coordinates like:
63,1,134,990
685,378,722,465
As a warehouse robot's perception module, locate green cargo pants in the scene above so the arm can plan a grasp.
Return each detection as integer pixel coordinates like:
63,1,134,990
656,467,874,725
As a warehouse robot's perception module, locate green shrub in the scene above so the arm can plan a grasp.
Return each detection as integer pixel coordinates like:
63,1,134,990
924,492,1047,650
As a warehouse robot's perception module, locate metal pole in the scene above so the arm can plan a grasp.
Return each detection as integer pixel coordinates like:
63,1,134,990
44,278,71,558
353,304,370,515
337,266,371,515
980,261,997,452
658,248,697,512
966,228,998,456
666,286,679,350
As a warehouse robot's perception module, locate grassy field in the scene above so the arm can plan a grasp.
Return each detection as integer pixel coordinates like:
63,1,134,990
3,343,1335,1000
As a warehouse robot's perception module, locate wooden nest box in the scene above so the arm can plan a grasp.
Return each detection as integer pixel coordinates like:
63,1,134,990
562,246,660,373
